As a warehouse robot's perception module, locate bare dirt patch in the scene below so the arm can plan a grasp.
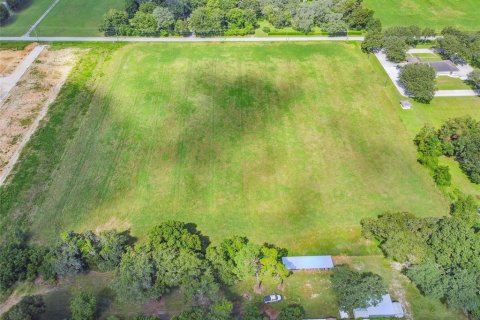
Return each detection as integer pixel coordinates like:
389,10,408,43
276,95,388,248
0,47,80,182
0,43,38,77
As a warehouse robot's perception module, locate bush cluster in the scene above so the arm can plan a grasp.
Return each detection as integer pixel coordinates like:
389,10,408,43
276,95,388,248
361,25,436,60
5,0,28,11
437,27,480,68
415,117,480,185
100,0,378,37
0,3,10,24
0,229,131,294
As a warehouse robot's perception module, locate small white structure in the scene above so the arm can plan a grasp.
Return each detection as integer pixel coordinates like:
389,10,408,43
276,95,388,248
400,100,412,110
339,294,404,319
282,256,334,270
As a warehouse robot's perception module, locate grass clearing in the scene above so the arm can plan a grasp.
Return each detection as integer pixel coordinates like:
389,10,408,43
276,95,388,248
34,0,124,36
411,52,443,62
0,42,449,256
397,96,480,198
0,0,54,36
364,0,480,31
436,76,473,90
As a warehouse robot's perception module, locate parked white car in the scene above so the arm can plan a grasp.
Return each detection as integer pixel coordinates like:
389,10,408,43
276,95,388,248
263,293,282,304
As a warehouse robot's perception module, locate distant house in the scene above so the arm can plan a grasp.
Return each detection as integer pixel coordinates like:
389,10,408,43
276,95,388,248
339,294,404,319
281,256,334,271
425,60,459,76
400,100,411,109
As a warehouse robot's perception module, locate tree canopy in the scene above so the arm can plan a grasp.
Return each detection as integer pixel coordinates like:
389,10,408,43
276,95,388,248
2,295,45,320
362,211,480,315
331,265,386,313
399,63,436,103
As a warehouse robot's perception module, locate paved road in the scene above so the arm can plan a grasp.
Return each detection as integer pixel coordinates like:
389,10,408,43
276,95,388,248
0,35,365,42
0,45,46,104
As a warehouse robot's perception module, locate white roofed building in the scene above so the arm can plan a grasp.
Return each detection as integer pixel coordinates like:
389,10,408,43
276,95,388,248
339,294,404,319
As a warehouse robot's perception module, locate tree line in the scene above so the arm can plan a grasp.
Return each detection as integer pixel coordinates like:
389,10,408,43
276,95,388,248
361,191,480,317
0,221,293,319
99,0,378,37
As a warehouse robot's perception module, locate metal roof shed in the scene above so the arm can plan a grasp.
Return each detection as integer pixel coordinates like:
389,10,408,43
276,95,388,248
352,294,404,319
282,256,334,270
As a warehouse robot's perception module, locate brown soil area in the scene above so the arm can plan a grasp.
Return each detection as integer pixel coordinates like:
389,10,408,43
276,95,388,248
0,43,38,77
0,47,79,179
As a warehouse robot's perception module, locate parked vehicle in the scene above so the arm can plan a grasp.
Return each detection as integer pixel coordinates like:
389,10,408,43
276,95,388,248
263,293,282,304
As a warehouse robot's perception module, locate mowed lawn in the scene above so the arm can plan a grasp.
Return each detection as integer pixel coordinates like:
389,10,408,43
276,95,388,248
34,0,124,36
12,42,448,255
0,0,53,36
364,0,480,31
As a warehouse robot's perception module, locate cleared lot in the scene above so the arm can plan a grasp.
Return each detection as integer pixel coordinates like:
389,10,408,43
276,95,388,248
0,42,448,256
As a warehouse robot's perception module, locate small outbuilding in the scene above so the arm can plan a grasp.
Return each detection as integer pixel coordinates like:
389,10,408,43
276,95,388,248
282,255,334,271
400,100,412,109
339,294,404,319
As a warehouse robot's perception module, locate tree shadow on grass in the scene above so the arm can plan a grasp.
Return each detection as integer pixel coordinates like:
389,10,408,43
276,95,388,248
165,65,305,169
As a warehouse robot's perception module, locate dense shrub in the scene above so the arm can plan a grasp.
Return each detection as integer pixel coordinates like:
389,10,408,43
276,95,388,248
277,304,306,320
0,3,10,24
383,36,407,62
70,291,97,320
101,0,377,36
0,232,46,292
331,266,386,313
433,165,451,186
99,9,129,36
362,212,480,316
468,70,480,88
2,295,45,320
399,63,436,103
6,0,28,11
44,229,131,279
438,27,480,67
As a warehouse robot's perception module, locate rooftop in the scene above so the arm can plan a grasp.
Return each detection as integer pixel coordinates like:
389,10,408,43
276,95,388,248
282,256,334,270
425,60,459,73
352,294,404,319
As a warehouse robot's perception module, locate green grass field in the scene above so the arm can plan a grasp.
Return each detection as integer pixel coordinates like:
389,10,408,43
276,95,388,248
34,0,124,36
0,42,449,256
436,76,474,90
410,52,442,62
0,0,53,36
364,0,480,31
